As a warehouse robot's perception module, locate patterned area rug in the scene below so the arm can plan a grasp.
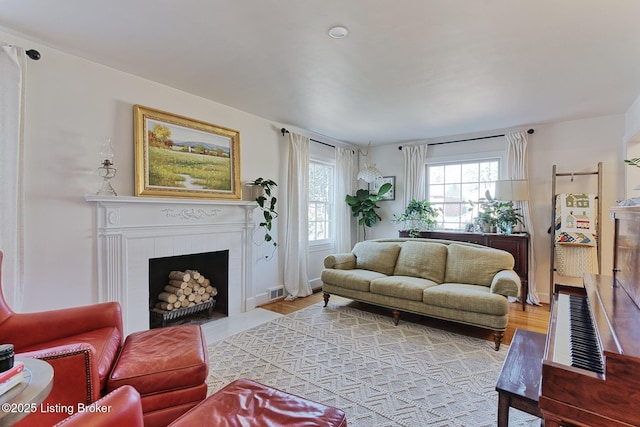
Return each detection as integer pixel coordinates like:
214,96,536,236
206,302,539,426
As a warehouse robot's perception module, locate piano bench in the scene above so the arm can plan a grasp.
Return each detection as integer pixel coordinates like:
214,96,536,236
496,328,545,427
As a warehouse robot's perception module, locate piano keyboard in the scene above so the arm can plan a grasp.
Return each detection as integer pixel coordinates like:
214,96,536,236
553,293,605,374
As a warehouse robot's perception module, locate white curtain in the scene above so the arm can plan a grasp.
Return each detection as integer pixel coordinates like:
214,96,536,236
402,144,428,205
334,147,356,253
505,131,540,305
283,131,312,300
0,44,26,310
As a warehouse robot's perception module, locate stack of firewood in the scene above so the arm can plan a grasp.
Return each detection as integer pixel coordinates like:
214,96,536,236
153,270,217,312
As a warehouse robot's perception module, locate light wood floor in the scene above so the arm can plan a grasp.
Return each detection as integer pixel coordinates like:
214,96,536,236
260,290,550,347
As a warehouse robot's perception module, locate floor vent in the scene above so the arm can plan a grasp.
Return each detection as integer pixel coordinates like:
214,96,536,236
268,286,285,301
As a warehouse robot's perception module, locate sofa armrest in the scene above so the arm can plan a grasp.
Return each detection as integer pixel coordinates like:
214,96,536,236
54,385,144,427
323,253,356,270
3,302,123,350
490,270,520,298
16,344,102,426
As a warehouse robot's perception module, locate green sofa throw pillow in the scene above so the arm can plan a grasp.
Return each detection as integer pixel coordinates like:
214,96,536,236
393,241,448,283
352,241,402,276
444,244,514,287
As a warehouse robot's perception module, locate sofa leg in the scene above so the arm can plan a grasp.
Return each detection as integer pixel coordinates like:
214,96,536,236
392,310,400,325
323,292,330,307
493,330,504,351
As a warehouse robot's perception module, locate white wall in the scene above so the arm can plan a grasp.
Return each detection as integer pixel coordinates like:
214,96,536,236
364,144,405,239
367,115,625,303
1,30,286,312
528,115,624,302
624,94,640,197
1,29,630,311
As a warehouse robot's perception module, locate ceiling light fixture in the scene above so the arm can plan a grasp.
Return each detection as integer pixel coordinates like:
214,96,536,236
357,142,383,183
328,25,349,39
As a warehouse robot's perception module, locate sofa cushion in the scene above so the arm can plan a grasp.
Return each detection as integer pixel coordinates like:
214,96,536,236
393,241,448,283
323,253,356,270
444,244,514,287
352,241,402,275
423,283,509,316
370,276,440,301
321,269,387,292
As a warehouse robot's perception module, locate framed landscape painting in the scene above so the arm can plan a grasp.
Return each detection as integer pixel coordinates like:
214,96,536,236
134,105,241,199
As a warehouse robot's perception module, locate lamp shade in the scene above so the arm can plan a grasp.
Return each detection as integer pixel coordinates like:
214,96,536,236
357,163,383,183
494,179,530,201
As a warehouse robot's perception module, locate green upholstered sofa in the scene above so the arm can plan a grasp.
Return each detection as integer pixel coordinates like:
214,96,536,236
321,238,520,350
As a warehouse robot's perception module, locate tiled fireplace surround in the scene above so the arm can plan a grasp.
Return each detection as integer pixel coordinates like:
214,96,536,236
85,195,256,334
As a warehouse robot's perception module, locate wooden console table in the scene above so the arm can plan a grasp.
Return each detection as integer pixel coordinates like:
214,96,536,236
399,230,529,310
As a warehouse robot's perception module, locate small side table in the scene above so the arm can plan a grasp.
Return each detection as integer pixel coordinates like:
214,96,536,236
495,329,545,426
0,358,54,426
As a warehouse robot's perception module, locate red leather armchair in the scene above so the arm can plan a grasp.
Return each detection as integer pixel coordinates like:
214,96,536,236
55,385,144,427
0,252,124,426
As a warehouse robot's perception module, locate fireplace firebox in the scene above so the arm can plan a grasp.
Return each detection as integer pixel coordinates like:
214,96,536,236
149,250,229,328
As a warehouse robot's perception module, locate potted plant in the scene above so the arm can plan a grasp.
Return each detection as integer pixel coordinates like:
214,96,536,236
471,190,498,233
345,182,392,239
251,178,278,251
392,199,441,238
495,201,524,234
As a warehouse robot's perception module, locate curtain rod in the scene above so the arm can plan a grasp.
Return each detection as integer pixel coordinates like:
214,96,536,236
280,128,336,149
398,128,534,150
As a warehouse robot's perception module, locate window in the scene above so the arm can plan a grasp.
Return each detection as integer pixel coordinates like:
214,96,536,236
427,159,500,230
309,161,334,242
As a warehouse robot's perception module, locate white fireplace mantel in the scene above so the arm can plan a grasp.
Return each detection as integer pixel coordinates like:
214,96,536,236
85,195,256,334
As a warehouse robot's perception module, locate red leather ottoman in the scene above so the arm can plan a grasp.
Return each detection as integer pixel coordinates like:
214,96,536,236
106,324,209,427
170,378,347,427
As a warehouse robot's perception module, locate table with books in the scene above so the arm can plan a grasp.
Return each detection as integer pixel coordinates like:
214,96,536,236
0,358,53,426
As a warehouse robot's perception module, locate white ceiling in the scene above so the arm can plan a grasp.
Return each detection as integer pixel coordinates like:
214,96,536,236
2,0,640,146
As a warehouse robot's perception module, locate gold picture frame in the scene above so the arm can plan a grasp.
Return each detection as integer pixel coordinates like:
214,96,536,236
134,105,241,199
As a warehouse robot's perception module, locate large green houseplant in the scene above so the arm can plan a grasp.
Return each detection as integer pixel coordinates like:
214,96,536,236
251,178,278,258
392,199,441,237
345,182,392,239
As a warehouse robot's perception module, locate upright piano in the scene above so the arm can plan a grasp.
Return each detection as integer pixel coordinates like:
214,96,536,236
540,206,640,427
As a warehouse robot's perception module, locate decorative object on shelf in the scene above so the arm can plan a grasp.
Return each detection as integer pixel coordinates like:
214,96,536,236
134,105,241,199
369,176,395,200
392,199,441,237
471,190,498,233
250,178,278,250
356,142,383,183
471,189,524,234
97,137,117,196
495,201,524,234
494,179,528,234
345,182,392,239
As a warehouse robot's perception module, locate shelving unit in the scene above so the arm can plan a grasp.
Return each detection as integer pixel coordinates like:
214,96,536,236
549,162,602,303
